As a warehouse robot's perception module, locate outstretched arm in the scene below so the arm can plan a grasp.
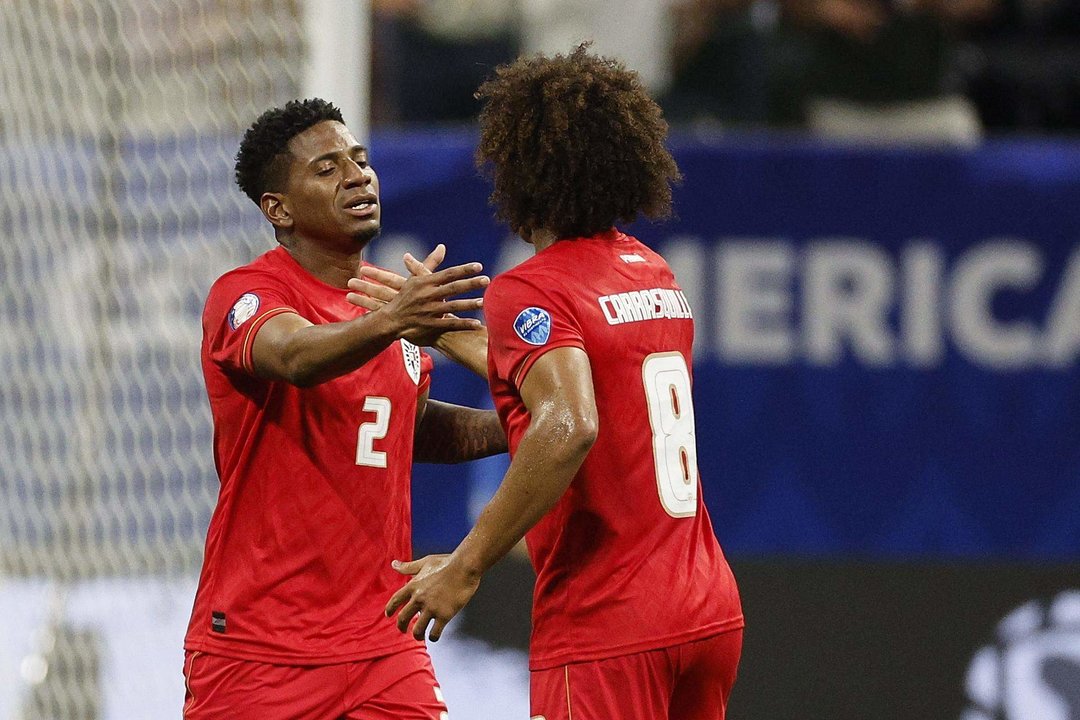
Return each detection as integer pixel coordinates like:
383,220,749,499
414,399,507,463
254,257,488,387
385,347,598,641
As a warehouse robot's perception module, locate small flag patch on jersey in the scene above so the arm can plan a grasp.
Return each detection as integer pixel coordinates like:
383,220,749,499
514,307,551,345
228,293,260,330
620,253,646,263
211,611,227,633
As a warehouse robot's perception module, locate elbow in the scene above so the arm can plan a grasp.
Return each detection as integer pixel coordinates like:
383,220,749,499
547,411,598,462
277,338,325,387
573,416,599,455
287,370,319,388
281,355,321,388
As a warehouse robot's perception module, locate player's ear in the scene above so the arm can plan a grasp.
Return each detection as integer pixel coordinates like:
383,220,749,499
262,192,293,230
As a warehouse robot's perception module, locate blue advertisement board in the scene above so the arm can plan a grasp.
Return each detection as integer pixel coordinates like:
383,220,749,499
366,131,1080,560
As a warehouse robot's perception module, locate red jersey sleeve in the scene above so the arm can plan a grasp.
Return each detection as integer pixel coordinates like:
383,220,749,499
485,271,585,390
203,270,299,375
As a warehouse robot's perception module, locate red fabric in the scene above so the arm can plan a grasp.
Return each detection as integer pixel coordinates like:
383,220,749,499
182,646,448,720
529,629,743,720
485,229,744,670
186,246,433,664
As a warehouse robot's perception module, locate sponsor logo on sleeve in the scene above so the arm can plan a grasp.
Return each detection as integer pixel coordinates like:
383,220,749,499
227,293,260,330
401,339,422,385
514,307,551,346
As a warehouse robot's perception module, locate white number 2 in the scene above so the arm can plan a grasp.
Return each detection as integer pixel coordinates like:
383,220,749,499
641,352,699,517
356,396,392,468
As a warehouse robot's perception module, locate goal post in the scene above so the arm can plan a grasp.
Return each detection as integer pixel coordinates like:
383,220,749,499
0,1,370,716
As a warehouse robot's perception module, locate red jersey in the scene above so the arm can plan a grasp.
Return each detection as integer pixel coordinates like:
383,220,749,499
186,246,433,664
485,229,743,670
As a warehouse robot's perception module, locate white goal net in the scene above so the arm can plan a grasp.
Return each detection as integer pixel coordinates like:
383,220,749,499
0,1,304,716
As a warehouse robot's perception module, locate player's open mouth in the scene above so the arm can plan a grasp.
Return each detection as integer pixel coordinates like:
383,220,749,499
344,199,377,218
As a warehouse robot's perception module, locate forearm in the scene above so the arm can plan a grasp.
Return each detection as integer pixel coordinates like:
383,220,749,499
450,414,595,575
433,326,488,378
272,312,400,386
413,399,507,463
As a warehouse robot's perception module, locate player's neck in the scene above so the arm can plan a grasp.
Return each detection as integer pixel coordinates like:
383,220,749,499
282,240,363,289
528,227,558,254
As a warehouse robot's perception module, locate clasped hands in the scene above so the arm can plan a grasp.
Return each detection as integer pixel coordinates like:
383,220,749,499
346,243,487,346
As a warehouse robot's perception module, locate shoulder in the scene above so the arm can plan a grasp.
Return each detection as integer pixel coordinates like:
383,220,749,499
204,251,291,318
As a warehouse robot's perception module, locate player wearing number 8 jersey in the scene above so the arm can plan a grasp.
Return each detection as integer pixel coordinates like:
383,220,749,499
385,46,743,720
484,229,743,670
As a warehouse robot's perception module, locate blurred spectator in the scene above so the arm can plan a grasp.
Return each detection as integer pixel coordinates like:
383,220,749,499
661,0,774,126
958,0,1080,133
518,0,676,96
373,0,520,125
774,0,995,143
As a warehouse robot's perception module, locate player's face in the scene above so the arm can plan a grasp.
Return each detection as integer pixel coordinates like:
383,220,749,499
282,120,381,249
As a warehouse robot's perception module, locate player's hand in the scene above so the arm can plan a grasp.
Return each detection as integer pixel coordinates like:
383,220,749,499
346,244,446,312
385,554,481,642
345,245,487,345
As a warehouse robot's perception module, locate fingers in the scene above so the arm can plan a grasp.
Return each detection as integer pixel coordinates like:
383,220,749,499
412,610,434,641
404,252,431,278
348,278,398,302
392,558,423,576
420,244,445,273
427,262,485,285
357,266,406,290
435,275,490,298
435,316,484,332
396,598,421,633
428,617,448,642
439,298,485,314
386,585,411,617
345,292,382,311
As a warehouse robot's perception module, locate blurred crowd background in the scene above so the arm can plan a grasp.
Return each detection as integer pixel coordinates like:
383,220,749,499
371,0,1080,141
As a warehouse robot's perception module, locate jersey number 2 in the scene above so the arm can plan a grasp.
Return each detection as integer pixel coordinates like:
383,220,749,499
642,352,698,517
356,396,391,468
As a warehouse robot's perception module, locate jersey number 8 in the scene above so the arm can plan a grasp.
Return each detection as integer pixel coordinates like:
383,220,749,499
641,352,699,518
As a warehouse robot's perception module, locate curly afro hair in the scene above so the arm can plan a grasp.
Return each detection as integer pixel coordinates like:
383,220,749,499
235,98,344,205
474,44,681,240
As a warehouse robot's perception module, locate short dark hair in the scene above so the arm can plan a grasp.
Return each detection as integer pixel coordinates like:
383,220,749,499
474,44,682,239
235,98,345,205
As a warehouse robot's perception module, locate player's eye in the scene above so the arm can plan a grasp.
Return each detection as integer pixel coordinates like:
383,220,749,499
316,165,335,176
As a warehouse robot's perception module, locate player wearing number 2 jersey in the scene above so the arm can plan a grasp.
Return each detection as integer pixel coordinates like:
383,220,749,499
386,46,743,720
183,98,505,720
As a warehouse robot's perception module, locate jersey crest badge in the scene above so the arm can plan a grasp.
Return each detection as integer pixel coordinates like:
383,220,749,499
227,293,260,330
401,339,422,384
514,307,551,345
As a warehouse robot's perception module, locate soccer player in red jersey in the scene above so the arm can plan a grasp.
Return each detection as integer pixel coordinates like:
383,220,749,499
384,47,745,719
183,98,506,720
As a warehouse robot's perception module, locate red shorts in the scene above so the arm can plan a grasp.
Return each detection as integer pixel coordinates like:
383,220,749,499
182,645,448,720
529,629,743,720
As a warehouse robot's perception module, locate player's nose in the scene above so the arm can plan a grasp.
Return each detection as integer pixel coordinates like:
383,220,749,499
342,158,369,188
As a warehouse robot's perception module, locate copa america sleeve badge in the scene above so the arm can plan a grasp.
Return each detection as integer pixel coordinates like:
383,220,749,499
227,293,260,330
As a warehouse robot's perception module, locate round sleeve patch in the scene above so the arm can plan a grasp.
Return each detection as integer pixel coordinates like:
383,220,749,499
513,307,551,346
228,293,260,330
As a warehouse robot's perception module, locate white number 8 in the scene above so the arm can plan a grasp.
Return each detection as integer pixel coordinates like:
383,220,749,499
642,352,698,517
